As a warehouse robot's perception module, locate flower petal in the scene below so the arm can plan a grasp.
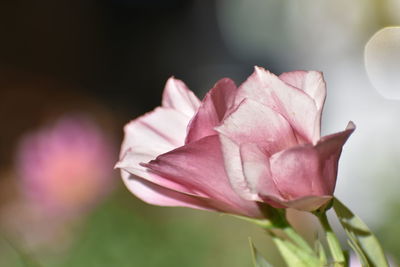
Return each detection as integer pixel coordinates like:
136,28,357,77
270,145,323,199
269,122,355,203
185,78,237,144
279,70,326,140
216,98,298,155
239,143,281,201
265,195,332,211
218,134,252,200
143,135,263,218
236,67,318,143
279,70,326,111
121,107,190,157
116,149,192,194
215,98,298,200
162,77,201,117
314,121,356,193
121,170,223,211
117,107,192,193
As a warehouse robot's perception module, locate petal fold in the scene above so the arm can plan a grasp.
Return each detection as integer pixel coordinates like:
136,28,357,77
120,170,224,211
185,78,237,144
117,149,192,194
279,70,326,140
239,143,281,201
216,98,298,155
264,195,332,211
314,121,356,192
121,107,189,156
270,145,327,199
279,70,326,111
143,135,263,218
216,98,298,200
162,77,201,117
117,107,193,194
236,67,318,143
269,122,355,206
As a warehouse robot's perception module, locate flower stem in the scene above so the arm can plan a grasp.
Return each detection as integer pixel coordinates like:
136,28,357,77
257,208,314,255
317,212,346,266
282,226,314,255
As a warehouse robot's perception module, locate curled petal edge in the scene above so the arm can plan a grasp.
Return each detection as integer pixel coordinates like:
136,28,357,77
262,195,333,212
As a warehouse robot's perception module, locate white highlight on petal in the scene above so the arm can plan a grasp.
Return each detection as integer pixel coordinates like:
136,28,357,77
365,27,400,100
162,77,201,117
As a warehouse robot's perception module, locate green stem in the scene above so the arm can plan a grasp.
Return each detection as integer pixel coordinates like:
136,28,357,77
257,208,315,256
317,212,346,266
267,228,320,267
282,226,314,255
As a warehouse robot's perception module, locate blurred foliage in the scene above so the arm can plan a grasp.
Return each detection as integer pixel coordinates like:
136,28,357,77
0,185,282,267
377,204,400,263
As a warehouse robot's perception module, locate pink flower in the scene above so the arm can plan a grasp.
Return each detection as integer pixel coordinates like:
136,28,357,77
116,67,354,218
16,116,115,215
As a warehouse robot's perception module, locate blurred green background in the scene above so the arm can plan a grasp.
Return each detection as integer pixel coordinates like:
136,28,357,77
0,185,282,267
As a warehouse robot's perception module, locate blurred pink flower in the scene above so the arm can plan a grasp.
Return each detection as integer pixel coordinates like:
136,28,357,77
117,67,354,218
16,116,115,215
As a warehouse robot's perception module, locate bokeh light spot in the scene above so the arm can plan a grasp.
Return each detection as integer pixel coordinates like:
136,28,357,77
365,27,400,100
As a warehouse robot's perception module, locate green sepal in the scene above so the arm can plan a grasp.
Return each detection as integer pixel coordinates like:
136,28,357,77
314,237,327,266
232,215,274,229
271,234,320,267
232,204,288,230
347,239,369,266
248,238,274,267
333,197,389,267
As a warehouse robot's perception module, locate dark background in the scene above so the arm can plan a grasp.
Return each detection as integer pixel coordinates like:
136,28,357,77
0,0,279,111
0,2,283,266
0,0,282,168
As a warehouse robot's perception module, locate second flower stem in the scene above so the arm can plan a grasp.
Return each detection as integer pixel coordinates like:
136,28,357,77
317,212,346,266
